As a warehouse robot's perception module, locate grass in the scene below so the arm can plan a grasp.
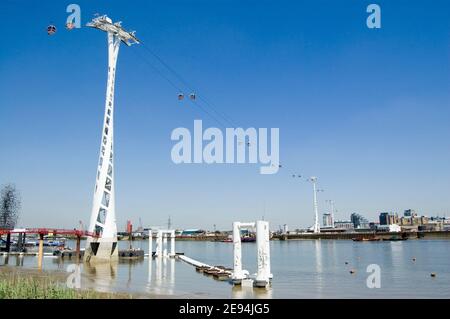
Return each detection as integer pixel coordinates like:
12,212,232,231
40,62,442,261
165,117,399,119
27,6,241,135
0,270,131,299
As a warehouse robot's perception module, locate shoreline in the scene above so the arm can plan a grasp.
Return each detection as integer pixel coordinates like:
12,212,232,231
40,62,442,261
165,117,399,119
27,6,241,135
115,230,450,241
272,230,450,241
0,265,181,299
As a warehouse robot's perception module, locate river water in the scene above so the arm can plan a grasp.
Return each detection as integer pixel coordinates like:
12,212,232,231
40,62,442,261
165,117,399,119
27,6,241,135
1,239,449,298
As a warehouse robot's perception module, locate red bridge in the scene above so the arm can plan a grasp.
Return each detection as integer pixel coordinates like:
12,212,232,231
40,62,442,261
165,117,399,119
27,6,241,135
0,228,97,238
0,228,99,269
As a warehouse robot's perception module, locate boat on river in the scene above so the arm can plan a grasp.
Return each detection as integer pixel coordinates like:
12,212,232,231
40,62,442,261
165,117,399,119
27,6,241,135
352,237,381,242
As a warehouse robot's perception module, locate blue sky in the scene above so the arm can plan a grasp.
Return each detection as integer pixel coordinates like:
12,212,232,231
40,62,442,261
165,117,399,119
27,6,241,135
0,0,449,231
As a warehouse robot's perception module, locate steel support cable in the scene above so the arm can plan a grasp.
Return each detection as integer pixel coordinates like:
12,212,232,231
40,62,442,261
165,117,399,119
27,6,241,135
134,41,289,173
139,42,238,128
129,47,228,129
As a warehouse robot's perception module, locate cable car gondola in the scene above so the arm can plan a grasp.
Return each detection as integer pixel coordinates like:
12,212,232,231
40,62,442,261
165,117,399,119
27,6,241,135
189,93,196,100
47,25,57,35
178,93,184,100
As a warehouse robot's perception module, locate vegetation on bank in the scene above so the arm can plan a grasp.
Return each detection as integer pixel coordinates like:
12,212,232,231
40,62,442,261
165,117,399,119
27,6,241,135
0,271,131,299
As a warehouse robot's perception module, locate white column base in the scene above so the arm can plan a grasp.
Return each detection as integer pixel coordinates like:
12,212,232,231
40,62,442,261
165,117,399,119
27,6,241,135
84,237,118,263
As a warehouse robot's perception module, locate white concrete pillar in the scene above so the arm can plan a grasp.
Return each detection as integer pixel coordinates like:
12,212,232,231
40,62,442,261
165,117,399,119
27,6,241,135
231,222,247,282
156,230,163,257
148,230,152,257
256,220,271,286
232,222,242,275
170,230,175,257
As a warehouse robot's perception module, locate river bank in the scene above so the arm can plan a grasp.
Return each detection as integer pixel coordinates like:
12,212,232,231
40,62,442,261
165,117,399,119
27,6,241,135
2,239,449,298
0,266,131,299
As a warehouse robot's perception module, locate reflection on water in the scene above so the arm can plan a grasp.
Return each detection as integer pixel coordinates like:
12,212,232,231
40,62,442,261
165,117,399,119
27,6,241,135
2,239,450,298
83,262,117,293
231,285,273,299
15,255,24,267
147,256,176,295
314,240,323,297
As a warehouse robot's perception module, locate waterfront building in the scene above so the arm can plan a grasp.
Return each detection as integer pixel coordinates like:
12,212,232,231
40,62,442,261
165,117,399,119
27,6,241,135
379,212,399,225
400,217,412,226
444,219,450,231
334,220,354,230
419,220,444,232
379,212,388,225
180,229,206,237
322,213,333,228
350,213,370,229
376,224,401,232
404,209,417,217
402,215,429,226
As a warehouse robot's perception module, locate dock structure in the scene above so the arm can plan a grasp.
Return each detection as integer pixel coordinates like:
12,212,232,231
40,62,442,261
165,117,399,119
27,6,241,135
178,255,232,281
150,229,176,258
178,220,273,288
0,228,97,269
231,220,272,288
178,255,209,268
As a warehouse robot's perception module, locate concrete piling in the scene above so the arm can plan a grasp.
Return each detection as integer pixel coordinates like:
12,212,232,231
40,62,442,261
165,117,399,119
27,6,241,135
37,233,44,270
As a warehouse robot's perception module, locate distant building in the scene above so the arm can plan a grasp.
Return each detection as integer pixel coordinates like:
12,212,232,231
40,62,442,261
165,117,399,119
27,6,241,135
404,209,417,217
400,217,412,226
376,224,401,232
400,215,428,226
350,213,370,229
334,220,354,230
180,229,205,236
444,219,450,231
418,221,443,232
379,212,399,225
322,213,333,228
389,224,401,232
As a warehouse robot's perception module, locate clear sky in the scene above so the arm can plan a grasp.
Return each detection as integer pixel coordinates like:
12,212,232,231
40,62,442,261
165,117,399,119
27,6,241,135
0,0,449,231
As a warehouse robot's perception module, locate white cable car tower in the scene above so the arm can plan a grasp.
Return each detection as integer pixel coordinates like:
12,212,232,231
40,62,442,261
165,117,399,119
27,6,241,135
308,177,321,234
84,15,139,262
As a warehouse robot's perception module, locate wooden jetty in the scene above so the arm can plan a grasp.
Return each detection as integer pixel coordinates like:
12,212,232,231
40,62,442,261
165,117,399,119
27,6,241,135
179,255,232,282
0,228,97,269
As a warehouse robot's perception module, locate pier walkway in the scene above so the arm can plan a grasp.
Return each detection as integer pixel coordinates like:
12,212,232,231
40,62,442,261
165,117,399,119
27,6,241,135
178,255,210,268
178,255,232,282
0,228,98,269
